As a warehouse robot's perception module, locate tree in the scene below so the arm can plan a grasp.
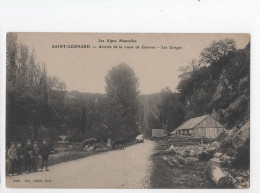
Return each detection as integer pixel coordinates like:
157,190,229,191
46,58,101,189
39,64,49,126
178,59,200,81
80,107,86,136
158,87,185,133
105,63,139,139
6,33,67,142
199,39,236,65
6,33,18,90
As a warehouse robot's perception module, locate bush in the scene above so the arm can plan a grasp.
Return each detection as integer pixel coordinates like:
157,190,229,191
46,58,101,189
198,152,213,161
232,139,250,169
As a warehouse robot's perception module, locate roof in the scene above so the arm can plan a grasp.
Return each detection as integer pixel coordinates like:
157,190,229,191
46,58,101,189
171,115,210,134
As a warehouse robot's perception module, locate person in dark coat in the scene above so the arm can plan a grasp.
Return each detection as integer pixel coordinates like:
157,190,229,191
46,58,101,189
16,141,24,175
24,139,33,173
39,139,51,171
7,142,18,176
33,141,40,172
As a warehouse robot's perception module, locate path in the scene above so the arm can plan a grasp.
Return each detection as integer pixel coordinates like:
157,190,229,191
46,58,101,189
6,140,156,188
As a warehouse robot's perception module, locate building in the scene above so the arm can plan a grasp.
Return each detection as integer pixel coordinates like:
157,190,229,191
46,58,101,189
152,129,167,138
171,115,224,139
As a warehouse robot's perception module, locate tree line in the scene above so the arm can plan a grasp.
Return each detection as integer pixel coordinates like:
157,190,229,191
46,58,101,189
6,34,140,143
7,35,250,144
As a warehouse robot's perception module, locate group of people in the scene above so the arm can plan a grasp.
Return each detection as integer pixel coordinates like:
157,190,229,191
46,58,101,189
7,139,51,176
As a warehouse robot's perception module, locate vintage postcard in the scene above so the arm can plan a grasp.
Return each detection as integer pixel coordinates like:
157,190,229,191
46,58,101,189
6,33,250,188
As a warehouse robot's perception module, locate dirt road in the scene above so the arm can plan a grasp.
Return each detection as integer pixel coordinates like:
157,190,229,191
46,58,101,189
6,140,156,188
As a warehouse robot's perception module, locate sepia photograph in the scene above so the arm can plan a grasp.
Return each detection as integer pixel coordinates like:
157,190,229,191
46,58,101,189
5,33,250,189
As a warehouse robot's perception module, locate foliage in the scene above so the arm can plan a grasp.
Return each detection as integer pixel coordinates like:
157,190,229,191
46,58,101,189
64,92,108,142
232,139,250,169
105,63,140,140
178,59,200,81
6,36,250,146
177,39,250,129
158,87,185,133
6,33,66,143
136,39,249,136
199,39,236,65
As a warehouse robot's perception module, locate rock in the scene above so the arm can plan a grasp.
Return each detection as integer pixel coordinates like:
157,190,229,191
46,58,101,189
235,176,243,181
162,156,180,168
214,152,222,158
198,145,218,161
189,149,196,157
185,157,199,165
210,141,221,149
241,171,248,177
219,154,231,162
175,155,186,165
236,181,250,189
162,156,167,161
184,149,190,155
169,158,180,167
210,157,221,164
85,145,94,151
207,146,217,154
243,181,250,188
168,145,174,150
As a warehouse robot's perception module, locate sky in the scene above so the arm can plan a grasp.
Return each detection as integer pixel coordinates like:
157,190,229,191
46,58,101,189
16,33,250,94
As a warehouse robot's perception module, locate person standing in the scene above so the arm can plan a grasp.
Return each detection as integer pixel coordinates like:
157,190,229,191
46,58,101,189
39,139,51,171
24,139,33,173
16,141,24,175
107,138,111,148
33,141,40,172
7,142,18,176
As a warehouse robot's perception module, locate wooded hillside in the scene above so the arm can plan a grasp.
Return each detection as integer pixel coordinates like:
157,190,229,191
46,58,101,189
137,39,250,136
177,40,250,129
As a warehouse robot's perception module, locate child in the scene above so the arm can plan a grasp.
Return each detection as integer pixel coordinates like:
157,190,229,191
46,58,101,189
16,141,24,175
24,139,33,173
7,142,18,176
39,139,51,171
33,141,40,172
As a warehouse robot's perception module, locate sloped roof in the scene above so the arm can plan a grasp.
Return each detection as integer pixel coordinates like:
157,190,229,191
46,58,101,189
171,115,209,134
